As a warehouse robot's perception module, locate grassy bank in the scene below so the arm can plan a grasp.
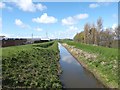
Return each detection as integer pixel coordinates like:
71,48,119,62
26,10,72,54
61,40,118,88
2,41,62,89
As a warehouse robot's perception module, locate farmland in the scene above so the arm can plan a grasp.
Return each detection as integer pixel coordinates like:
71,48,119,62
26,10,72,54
2,41,62,89
60,40,118,88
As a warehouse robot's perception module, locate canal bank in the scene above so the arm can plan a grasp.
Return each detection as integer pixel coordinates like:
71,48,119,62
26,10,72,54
61,43,118,89
58,43,105,88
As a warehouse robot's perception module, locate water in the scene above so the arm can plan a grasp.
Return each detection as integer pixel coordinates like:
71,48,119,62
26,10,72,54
58,43,104,88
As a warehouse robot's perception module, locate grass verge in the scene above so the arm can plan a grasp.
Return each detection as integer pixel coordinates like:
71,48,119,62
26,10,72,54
2,41,62,89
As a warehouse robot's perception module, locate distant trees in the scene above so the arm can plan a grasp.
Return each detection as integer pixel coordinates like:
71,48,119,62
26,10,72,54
97,17,103,45
101,28,114,47
74,17,118,48
84,23,90,44
74,31,84,43
114,26,120,40
89,24,96,44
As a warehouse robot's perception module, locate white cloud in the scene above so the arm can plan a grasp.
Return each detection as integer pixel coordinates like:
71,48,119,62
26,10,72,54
89,3,100,8
0,33,15,38
66,26,79,38
15,19,23,26
14,0,47,12
62,17,76,26
74,14,89,19
0,2,13,11
35,3,47,11
50,26,80,39
32,13,57,24
34,27,43,32
15,19,29,28
66,26,79,32
0,2,5,9
62,13,89,26
112,23,117,30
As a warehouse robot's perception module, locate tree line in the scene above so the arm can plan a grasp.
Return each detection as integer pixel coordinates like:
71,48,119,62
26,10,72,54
74,17,119,48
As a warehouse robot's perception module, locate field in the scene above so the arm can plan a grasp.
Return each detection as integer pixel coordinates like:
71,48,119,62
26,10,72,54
2,41,62,89
60,40,118,88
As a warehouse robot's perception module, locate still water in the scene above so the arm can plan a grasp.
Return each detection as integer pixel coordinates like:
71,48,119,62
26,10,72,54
58,43,104,88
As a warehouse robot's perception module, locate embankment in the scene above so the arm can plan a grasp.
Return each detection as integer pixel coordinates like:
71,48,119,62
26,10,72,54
2,41,62,89
61,41,118,89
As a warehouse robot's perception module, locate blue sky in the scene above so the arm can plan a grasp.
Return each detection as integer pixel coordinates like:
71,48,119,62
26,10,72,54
0,1,118,39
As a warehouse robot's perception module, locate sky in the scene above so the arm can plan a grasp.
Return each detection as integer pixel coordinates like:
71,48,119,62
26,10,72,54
0,0,118,39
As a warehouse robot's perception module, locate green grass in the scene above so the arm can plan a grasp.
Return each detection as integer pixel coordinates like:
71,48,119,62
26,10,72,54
33,41,54,48
61,40,118,88
2,41,62,89
62,40,118,58
1,44,33,57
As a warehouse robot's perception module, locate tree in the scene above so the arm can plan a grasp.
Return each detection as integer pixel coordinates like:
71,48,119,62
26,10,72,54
97,17,103,45
74,32,84,43
114,25,120,40
84,23,90,44
79,31,84,43
103,28,114,47
74,33,79,42
73,17,117,48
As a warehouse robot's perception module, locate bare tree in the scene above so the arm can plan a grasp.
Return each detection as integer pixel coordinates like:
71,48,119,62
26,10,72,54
97,17,103,45
84,23,90,44
114,25,120,40
103,28,114,47
91,23,96,44
73,17,118,48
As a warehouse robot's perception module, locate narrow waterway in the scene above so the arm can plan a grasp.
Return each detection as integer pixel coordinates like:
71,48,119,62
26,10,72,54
58,43,104,88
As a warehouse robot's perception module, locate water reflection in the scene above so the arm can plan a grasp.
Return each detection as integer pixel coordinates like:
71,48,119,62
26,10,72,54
58,43,104,88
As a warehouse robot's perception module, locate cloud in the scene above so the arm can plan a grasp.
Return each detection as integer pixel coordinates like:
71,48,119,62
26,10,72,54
62,17,76,26
89,3,100,8
66,26,79,32
62,13,89,26
14,0,47,12
74,14,89,19
0,33,8,37
34,27,43,32
112,23,117,30
32,13,57,24
50,26,80,39
0,2,5,9
35,4,47,11
15,19,24,26
65,26,79,38
15,19,29,28
0,2,13,11
0,33,15,38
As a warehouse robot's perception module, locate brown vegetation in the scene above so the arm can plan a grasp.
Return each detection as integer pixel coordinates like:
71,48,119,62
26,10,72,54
74,17,119,48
